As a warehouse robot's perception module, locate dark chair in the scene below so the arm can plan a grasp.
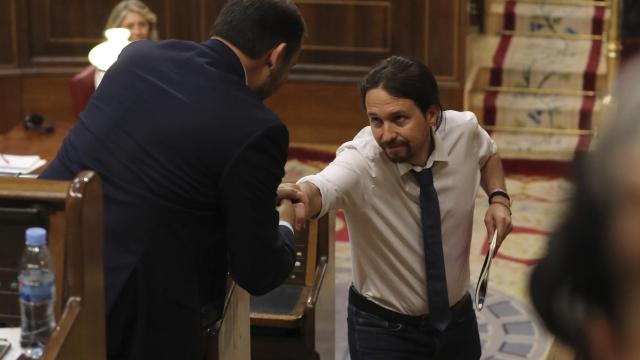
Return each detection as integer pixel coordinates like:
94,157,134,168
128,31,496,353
69,65,96,119
250,213,334,360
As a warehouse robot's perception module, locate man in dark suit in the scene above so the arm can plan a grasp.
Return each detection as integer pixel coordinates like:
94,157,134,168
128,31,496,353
39,1,306,358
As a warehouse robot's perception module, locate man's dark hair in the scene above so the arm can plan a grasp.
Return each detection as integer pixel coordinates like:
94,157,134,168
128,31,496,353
210,0,305,61
360,55,445,129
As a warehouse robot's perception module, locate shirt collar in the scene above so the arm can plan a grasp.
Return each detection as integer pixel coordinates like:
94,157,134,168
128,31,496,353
396,127,449,176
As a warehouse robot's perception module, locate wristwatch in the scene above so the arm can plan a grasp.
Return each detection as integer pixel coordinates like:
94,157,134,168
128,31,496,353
488,189,510,205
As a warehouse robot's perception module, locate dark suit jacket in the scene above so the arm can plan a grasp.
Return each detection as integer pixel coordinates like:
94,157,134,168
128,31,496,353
40,39,295,359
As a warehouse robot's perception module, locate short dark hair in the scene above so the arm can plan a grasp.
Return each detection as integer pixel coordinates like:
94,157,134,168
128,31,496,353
210,0,305,61
360,55,445,129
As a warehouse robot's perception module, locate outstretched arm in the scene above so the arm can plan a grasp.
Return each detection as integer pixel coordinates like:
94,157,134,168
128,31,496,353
278,146,367,226
278,181,323,224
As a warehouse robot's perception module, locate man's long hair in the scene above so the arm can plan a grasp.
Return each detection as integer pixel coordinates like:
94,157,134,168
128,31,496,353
360,56,445,130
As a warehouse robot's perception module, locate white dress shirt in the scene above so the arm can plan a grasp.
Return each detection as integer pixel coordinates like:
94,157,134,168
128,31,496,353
298,110,496,315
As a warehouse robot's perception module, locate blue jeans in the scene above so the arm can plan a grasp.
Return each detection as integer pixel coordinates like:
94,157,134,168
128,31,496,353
347,292,481,360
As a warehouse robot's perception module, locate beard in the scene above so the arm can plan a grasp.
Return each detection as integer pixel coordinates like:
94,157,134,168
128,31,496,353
381,139,414,163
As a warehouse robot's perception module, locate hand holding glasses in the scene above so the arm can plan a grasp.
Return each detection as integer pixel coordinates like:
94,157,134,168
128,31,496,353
475,230,498,311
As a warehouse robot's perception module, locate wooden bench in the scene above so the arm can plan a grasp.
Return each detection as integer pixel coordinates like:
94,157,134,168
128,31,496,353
0,171,106,359
0,172,250,359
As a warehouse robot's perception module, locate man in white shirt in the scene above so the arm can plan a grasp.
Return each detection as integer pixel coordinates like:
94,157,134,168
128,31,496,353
287,56,512,359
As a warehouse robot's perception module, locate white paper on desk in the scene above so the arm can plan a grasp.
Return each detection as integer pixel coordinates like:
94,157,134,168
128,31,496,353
475,230,498,311
0,154,47,174
0,327,22,359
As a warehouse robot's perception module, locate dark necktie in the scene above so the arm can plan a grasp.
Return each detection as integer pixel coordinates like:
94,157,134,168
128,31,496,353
413,168,451,331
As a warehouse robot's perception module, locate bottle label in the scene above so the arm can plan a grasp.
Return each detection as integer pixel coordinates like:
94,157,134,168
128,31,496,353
18,272,55,303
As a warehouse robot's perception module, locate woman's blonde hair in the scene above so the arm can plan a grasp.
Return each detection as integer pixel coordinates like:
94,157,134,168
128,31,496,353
104,0,158,40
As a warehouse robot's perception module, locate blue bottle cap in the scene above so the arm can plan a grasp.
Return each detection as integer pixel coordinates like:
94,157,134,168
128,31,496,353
25,227,47,246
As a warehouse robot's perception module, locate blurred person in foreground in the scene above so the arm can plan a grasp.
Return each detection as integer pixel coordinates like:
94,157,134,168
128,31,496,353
530,56,640,360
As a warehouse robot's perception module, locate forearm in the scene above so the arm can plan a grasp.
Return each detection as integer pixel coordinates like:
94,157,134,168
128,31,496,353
229,224,295,295
481,153,507,196
222,123,295,295
298,181,323,219
481,152,513,248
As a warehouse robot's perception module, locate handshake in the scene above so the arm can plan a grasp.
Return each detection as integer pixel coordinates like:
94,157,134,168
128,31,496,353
276,183,310,231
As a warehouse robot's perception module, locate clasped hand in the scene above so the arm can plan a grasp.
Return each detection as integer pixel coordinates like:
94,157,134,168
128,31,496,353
276,183,309,231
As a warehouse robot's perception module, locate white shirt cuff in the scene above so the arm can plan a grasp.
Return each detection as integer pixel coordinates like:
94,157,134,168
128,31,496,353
279,220,294,234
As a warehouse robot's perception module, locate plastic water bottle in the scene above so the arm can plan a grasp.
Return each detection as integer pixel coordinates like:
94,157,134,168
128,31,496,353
18,227,56,359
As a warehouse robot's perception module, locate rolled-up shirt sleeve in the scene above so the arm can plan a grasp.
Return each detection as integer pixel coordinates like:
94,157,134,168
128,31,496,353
297,146,368,218
469,112,497,166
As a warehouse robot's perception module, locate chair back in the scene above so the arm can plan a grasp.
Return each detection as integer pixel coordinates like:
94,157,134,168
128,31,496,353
70,66,96,118
0,171,106,360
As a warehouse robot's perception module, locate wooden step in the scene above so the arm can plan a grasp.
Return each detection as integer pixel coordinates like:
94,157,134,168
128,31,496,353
489,130,591,161
468,35,607,92
485,0,610,36
469,90,603,131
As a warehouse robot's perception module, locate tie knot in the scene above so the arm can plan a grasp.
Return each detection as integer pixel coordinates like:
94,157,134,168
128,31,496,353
412,168,433,187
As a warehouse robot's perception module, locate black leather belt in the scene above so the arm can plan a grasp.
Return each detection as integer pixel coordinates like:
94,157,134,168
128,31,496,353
349,286,471,328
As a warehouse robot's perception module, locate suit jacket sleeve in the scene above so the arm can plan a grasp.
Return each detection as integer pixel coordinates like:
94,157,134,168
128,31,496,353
219,122,295,295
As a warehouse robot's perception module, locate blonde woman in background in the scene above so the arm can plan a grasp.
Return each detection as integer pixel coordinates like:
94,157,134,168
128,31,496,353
71,1,159,116
94,1,159,85
104,0,158,41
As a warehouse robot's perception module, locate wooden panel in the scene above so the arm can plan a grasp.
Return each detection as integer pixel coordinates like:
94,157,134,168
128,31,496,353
143,0,169,39
293,0,426,81
26,0,120,66
16,0,222,68
0,0,17,67
22,76,74,123
440,83,464,112
158,0,206,41
427,0,464,80
301,2,391,53
266,82,367,144
268,79,465,145
0,77,22,133
141,0,218,41
0,75,75,134
47,0,117,39
200,0,225,39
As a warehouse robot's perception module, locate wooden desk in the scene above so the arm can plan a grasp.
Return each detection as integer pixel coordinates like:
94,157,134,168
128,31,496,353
0,120,73,168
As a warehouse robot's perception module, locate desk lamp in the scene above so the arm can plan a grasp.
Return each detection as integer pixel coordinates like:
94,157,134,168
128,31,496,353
88,28,131,87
